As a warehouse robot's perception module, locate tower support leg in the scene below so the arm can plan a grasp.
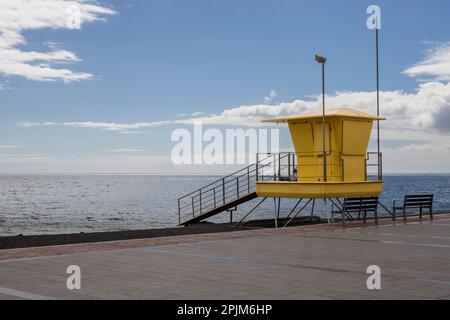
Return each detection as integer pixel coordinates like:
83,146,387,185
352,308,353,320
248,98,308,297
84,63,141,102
273,198,278,229
277,198,281,220
310,199,316,222
284,199,313,228
287,199,303,218
236,197,267,227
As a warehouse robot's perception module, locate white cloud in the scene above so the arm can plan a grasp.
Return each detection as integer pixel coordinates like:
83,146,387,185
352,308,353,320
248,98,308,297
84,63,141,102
117,131,147,135
61,120,176,131
264,89,278,104
109,149,145,153
18,81,450,137
0,0,116,83
188,82,450,137
0,145,21,149
403,43,450,81
384,145,450,173
19,119,185,131
176,112,205,118
20,121,56,127
398,143,450,152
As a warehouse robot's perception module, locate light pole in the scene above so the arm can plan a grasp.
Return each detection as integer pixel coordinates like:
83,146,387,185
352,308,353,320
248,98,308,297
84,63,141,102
315,54,327,182
367,5,382,180
375,26,382,181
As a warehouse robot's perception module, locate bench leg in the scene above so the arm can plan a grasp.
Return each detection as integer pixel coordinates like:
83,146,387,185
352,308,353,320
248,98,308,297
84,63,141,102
403,208,407,222
420,207,423,220
375,209,379,225
342,206,346,225
430,207,433,220
393,208,396,222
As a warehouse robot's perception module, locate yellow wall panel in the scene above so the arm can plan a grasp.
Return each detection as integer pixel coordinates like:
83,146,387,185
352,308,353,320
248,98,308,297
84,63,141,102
289,123,314,154
342,120,373,155
313,122,330,153
343,155,366,182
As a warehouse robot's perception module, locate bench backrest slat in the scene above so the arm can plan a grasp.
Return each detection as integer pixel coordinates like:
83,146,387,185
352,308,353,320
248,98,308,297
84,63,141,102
405,195,433,199
403,195,433,207
343,197,378,212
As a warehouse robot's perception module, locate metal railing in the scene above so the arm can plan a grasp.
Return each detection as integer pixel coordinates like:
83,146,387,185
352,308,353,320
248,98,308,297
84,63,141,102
257,152,342,182
366,152,383,181
256,152,383,182
177,155,272,224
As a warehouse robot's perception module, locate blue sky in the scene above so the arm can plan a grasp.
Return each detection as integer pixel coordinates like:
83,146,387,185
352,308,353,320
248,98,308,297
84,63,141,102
1,0,450,173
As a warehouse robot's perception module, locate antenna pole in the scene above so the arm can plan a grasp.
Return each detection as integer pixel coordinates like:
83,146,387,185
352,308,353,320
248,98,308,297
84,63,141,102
315,55,328,182
322,61,327,182
376,27,381,181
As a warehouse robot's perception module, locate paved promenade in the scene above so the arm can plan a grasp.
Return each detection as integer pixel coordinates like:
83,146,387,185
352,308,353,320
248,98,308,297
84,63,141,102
1,215,450,300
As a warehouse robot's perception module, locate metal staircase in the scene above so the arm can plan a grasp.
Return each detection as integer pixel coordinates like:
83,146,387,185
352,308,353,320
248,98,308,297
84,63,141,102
177,154,296,226
177,164,259,226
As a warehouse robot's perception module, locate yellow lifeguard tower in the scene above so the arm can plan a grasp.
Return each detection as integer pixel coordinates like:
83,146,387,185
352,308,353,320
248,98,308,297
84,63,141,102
256,108,385,199
177,107,385,227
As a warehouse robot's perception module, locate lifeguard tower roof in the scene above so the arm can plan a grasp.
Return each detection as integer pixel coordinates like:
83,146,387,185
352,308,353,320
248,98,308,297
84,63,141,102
263,108,385,123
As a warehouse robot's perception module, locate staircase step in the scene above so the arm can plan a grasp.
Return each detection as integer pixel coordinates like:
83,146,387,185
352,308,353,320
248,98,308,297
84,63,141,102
179,193,258,226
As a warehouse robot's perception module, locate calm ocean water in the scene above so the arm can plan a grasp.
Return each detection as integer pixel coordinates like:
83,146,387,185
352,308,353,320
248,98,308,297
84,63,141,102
0,175,449,236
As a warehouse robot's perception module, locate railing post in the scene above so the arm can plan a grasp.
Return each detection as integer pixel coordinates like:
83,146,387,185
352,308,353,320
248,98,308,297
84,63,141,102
288,153,291,179
365,155,368,181
273,154,276,181
278,153,281,181
236,177,240,198
213,187,217,208
379,152,383,181
222,178,226,204
178,199,181,224
199,190,203,215
192,197,195,218
256,154,259,182
261,155,265,181
247,166,250,194
293,153,296,180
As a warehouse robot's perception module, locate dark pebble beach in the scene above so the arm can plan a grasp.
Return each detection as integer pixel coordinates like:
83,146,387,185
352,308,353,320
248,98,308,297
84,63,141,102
0,217,323,250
